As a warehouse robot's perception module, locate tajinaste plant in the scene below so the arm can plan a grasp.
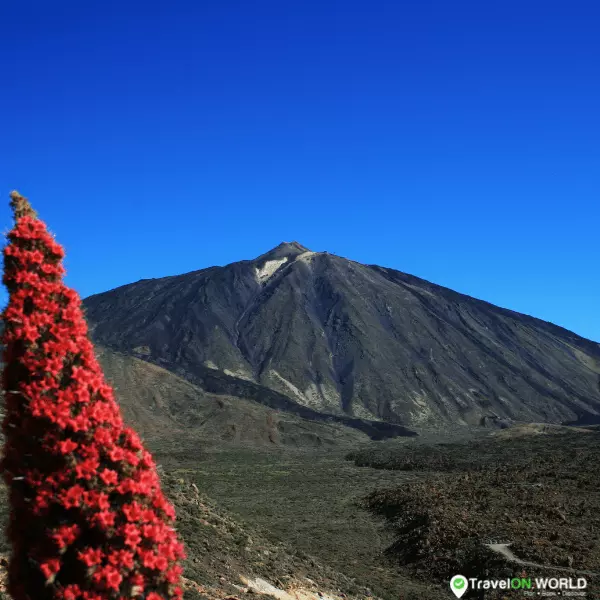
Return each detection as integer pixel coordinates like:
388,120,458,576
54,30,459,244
1,192,185,599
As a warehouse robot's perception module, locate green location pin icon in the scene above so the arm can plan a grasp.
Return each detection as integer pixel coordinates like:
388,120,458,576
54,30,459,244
450,575,468,598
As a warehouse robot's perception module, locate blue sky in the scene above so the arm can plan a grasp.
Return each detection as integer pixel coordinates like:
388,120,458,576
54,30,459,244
1,0,599,342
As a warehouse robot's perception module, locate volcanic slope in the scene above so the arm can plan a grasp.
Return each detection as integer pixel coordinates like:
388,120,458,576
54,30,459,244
94,346,376,448
84,242,600,430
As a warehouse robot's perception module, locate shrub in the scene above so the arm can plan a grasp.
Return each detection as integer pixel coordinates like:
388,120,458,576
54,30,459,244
1,192,186,599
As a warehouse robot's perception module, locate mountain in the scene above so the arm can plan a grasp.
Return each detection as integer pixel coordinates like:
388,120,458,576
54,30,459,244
83,242,600,431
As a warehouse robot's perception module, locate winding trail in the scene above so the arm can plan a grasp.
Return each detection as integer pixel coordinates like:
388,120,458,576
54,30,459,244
485,543,600,577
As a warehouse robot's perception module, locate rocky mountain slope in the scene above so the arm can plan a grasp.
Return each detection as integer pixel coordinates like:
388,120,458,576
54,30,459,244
94,346,381,448
98,346,414,445
84,242,600,430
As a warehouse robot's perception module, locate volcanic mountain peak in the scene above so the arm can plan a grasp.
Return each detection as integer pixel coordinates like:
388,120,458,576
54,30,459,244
254,241,311,262
252,242,315,283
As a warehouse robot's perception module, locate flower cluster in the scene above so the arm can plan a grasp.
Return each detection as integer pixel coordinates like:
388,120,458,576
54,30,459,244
1,192,186,599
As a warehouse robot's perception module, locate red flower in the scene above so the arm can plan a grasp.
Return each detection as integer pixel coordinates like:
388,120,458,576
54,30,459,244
78,444,100,460
78,547,104,567
60,584,82,600
2,192,185,599
93,427,114,445
75,457,100,480
122,501,145,522
108,445,125,462
60,484,84,509
32,489,52,514
123,428,143,451
40,558,61,580
105,566,123,591
84,490,110,511
139,548,157,569
108,550,134,570
117,479,138,495
123,449,141,466
93,565,123,591
122,524,142,548
70,413,91,432
58,439,78,454
99,468,118,486
165,564,183,583
158,540,182,562
140,450,155,468
92,510,116,529
72,386,91,404
52,524,80,549
142,522,168,543
141,508,159,524
154,555,168,571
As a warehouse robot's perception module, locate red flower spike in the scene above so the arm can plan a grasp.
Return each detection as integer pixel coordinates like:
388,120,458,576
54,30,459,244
2,192,186,599
40,558,61,581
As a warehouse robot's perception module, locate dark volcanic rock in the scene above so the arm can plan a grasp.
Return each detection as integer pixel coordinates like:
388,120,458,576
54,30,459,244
83,242,600,430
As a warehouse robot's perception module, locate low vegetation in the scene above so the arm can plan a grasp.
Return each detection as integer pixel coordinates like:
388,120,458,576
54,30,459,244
353,430,600,597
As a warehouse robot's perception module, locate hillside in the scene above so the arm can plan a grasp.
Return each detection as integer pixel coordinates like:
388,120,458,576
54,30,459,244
84,242,600,430
0,472,394,600
95,346,412,447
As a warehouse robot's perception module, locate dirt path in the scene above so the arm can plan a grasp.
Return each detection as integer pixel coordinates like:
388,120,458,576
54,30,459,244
485,543,600,577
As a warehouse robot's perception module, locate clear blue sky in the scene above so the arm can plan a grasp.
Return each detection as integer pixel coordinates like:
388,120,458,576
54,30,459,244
1,1,599,342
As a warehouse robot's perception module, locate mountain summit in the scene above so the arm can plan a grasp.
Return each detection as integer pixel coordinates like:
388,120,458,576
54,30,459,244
255,241,311,261
84,245,600,431
252,242,314,284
